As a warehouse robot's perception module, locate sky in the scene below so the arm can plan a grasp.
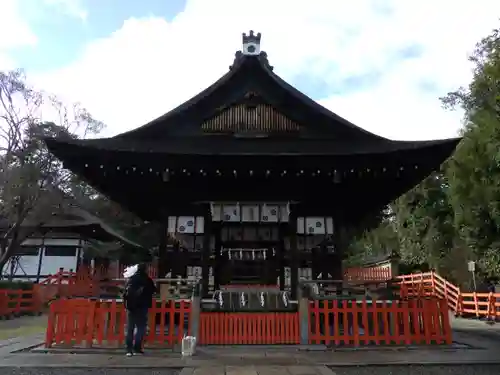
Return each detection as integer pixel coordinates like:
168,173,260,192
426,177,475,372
1,0,500,141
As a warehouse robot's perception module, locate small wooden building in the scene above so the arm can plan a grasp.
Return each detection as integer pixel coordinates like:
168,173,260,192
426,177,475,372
44,31,460,298
1,206,142,282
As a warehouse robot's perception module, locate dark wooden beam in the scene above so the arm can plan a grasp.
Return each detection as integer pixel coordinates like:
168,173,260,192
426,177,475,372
213,223,222,291
158,226,169,278
289,208,299,299
201,205,212,297
278,224,285,290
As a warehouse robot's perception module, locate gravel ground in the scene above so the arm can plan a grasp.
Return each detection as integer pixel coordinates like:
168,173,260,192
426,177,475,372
0,370,180,375
330,365,500,375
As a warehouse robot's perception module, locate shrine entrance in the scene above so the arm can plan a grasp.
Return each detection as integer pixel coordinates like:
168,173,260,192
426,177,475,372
216,209,283,288
221,248,277,285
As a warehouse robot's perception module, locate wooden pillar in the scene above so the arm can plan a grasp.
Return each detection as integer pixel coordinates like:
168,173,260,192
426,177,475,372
158,225,169,279
289,209,299,300
181,250,188,278
278,224,286,290
332,223,344,295
202,206,212,298
320,243,329,280
170,242,181,277
311,247,318,280
213,223,222,290
271,247,279,286
390,251,401,278
36,232,46,283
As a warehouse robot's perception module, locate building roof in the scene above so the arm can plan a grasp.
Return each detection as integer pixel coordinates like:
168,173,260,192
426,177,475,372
44,31,460,158
41,31,461,220
0,206,144,248
45,135,459,157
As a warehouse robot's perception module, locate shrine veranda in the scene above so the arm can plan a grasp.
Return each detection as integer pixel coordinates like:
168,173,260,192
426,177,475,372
44,31,460,310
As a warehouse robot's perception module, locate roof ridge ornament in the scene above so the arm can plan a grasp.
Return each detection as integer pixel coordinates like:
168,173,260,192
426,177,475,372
230,30,273,71
242,30,261,55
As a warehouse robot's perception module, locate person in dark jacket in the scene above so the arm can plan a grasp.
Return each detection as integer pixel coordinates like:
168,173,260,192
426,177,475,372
123,263,156,356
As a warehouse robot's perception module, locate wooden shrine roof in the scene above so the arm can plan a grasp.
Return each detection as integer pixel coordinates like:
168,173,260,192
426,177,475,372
45,135,460,157
41,31,462,221
0,206,143,247
44,34,461,158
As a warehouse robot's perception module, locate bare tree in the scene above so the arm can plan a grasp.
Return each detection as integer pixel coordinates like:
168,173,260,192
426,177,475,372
0,69,105,276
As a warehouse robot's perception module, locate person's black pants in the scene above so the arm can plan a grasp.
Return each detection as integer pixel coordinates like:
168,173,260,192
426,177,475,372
126,308,149,351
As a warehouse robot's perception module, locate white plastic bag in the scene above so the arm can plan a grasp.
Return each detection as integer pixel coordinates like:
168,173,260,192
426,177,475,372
123,264,138,279
181,335,197,357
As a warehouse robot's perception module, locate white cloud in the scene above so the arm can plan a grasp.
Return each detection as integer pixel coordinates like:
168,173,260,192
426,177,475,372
0,0,37,69
0,0,87,70
32,0,500,140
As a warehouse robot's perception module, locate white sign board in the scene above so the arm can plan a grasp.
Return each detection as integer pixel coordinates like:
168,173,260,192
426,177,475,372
467,261,476,272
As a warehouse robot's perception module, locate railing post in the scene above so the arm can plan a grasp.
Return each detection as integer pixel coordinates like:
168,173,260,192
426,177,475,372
443,278,449,302
44,301,55,348
190,282,201,339
473,292,479,318
298,282,310,345
455,288,462,316
488,292,495,322
431,271,436,296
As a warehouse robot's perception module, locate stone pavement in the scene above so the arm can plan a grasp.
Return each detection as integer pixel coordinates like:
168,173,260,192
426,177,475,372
0,333,45,357
451,315,500,334
180,366,335,374
2,344,500,368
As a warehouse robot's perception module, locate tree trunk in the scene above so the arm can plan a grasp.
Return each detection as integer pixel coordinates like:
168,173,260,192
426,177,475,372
0,256,9,280
0,224,25,279
0,241,17,279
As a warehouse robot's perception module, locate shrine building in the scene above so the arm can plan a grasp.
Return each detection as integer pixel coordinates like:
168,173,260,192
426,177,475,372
44,31,460,299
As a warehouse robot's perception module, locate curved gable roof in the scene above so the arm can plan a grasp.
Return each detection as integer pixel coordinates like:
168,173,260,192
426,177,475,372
113,51,386,142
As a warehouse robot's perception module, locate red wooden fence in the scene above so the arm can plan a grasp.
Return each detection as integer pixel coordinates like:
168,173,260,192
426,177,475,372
198,312,300,345
309,298,452,345
0,287,43,319
398,271,500,321
41,263,392,293
45,299,191,348
45,297,450,348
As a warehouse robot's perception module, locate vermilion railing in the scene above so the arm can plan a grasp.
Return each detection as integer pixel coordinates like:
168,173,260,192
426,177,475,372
45,299,191,348
0,287,43,318
38,267,500,320
40,266,462,348
43,263,393,289
398,271,500,321
34,265,393,305
309,298,452,345
198,312,300,345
